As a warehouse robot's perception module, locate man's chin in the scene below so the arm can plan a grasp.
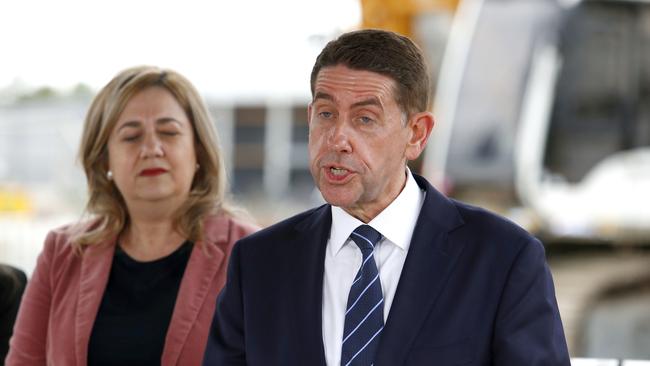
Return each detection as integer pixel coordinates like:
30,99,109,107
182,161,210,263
319,189,358,209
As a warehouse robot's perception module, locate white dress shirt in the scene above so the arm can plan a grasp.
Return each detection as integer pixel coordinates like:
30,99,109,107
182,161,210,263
322,169,425,366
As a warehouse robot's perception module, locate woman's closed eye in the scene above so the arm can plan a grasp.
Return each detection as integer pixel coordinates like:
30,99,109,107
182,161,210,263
123,134,141,142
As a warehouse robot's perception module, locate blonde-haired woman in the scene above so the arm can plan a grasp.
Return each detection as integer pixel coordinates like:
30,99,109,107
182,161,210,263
7,66,258,366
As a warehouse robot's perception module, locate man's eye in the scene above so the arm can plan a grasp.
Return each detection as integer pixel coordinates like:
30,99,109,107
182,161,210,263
359,116,374,124
318,111,333,118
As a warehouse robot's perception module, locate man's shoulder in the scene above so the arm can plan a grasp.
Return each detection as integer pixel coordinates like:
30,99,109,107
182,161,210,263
453,199,529,235
237,204,330,247
414,173,533,243
445,198,541,255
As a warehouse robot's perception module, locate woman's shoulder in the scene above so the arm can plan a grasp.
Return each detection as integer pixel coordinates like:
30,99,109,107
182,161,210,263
42,219,106,256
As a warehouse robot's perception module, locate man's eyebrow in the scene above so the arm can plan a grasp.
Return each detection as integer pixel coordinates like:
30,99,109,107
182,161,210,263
313,91,334,102
351,97,383,110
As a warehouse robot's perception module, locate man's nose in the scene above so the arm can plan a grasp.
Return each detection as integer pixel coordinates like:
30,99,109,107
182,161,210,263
327,121,352,153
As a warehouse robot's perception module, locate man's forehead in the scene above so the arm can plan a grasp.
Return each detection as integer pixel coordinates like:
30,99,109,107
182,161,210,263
315,65,395,85
313,65,398,103
313,91,384,109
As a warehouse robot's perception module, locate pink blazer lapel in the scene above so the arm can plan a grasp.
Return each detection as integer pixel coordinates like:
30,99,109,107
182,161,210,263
161,217,229,366
75,240,116,366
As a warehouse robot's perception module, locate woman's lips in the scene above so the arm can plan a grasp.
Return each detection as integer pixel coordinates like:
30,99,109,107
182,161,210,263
139,168,167,177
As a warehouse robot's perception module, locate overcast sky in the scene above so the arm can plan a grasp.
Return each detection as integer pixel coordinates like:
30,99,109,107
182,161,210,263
0,0,361,101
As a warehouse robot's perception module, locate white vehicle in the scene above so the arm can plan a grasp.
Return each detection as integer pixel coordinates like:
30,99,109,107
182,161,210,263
423,0,650,243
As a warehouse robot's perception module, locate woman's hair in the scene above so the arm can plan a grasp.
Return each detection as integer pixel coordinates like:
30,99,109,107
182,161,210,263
74,65,233,247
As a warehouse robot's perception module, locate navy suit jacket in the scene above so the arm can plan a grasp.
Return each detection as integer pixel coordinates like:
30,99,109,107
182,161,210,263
204,175,570,365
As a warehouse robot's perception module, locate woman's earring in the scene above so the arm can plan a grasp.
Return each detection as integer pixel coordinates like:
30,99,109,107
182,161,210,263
107,170,113,180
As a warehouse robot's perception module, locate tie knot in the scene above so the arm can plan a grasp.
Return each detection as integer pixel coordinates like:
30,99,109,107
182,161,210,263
350,225,382,251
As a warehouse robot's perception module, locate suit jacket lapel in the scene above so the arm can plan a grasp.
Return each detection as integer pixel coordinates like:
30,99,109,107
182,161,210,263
292,204,331,366
161,216,228,366
76,239,116,366
375,175,466,365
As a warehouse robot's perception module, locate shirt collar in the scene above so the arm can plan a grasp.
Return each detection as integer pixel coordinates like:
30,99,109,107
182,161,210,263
329,169,424,256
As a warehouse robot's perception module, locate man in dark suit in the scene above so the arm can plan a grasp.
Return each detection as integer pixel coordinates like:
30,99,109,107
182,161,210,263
204,29,570,365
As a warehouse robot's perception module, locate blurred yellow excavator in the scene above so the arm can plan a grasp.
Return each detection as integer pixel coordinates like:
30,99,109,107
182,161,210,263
360,0,459,39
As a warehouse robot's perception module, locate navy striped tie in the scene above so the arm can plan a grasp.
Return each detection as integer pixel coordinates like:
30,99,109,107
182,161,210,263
341,225,384,366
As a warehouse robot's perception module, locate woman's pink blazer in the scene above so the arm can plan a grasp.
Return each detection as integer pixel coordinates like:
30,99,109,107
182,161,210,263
6,214,257,366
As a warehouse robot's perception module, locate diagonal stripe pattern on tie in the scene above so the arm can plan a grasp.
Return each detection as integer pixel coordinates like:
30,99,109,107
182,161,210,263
341,225,384,366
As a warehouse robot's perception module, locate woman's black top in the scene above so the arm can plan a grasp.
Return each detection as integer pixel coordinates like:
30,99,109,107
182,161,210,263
87,241,192,366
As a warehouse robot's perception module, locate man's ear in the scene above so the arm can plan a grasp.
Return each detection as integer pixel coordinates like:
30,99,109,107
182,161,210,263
307,103,313,126
405,111,435,161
